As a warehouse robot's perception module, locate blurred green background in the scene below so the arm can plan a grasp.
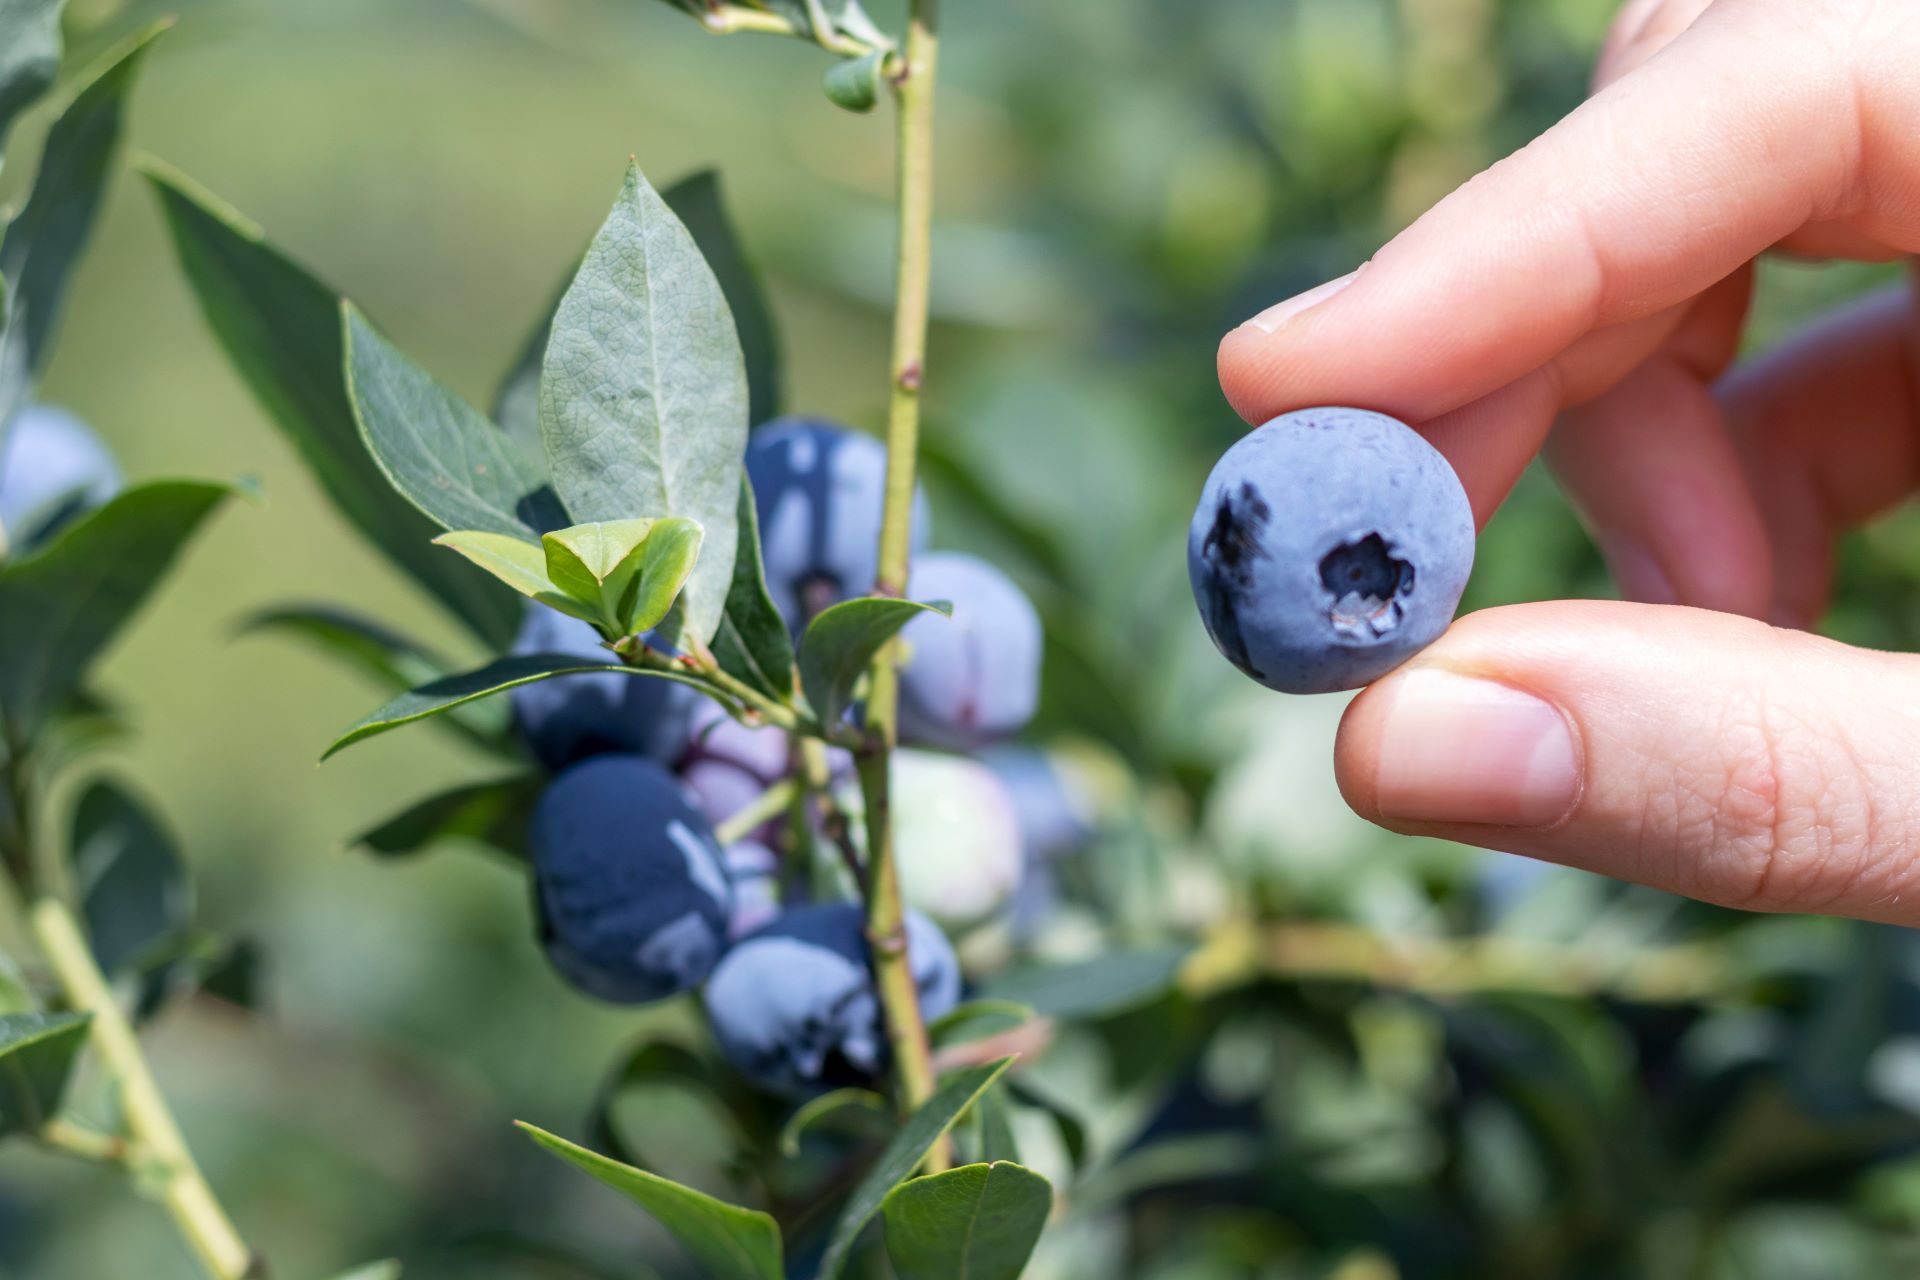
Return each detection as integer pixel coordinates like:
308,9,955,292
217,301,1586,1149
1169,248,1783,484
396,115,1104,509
7,0,1920,1276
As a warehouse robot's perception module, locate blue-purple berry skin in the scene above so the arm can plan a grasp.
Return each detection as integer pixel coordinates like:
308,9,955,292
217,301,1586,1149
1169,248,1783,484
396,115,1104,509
746,418,929,631
508,606,694,770
530,755,732,1004
0,405,122,548
899,552,1042,751
1188,408,1475,695
701,903,960,1098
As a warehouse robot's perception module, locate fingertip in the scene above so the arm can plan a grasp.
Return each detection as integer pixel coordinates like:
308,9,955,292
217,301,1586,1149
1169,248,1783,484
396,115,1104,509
1333,682,1390,825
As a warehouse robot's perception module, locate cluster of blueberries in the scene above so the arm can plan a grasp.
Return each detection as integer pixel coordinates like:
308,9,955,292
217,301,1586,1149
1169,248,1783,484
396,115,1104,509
0,404,123,553
514,419,1079,1098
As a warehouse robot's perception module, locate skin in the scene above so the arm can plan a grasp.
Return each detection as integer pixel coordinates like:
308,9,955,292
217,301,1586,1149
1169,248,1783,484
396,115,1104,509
1219,0,1920,924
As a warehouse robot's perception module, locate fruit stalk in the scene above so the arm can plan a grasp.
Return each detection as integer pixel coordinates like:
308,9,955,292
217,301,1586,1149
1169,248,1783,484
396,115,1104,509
30,897,258,1280
858,0,943,1145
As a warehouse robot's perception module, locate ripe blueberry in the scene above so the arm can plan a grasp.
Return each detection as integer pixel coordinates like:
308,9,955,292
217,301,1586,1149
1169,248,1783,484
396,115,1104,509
898,552,1042,751
1188,408,1474,694
702,903,960,1098
530,755,733,1003
746,418,929,631
0,405,122,550
509,606,695,771
892,749,1025,930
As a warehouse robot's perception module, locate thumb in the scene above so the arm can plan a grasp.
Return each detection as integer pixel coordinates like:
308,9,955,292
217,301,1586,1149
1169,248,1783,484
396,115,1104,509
1335,602,1920,922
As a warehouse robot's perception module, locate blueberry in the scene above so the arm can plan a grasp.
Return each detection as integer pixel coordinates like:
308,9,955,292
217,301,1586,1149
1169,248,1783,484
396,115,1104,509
0,405,121,550
898,552,1042,751
892,750,1025,930
702,903,960,1098
509,606,695,770
530,755,733,1003
746,418,929,631
1188,408,1474,694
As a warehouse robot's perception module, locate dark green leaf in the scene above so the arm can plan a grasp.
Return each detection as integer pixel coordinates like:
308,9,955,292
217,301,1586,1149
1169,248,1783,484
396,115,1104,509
778,1087,890,1157
976,946,1190,1022
141,161,520,648
824,49,885,113
322,653,714,760
817,1058,1017,1280
69,779,192,976
0,480,231,742
973,1086,1020,1167
343,304,563,540
539,160,746,644
0,1011,89,1138
797,597,948,726
237,605,511,749
0,22,161,423
353,775,541,861
517,1122,783,1280
881,1161,1052,1280
0,0,62,162
133,931,262,1023
664,172,782,428
711,475,795,704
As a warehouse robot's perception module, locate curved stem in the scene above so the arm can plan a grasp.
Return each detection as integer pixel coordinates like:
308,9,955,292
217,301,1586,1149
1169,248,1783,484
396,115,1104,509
716,778,801,846
30,899,258,1279
859,0,943,1166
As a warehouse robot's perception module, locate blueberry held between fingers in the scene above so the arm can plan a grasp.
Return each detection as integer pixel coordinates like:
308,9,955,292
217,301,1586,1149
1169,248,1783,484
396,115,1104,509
702,903,960,1097
530,755,732,1003
746,418,929,631
1188,408,1474,694
0,404,122,550
898,552,1042,751
509,606,694,770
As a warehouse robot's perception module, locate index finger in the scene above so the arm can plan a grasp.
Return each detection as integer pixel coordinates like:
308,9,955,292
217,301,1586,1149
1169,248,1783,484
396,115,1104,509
1217,1,1857,435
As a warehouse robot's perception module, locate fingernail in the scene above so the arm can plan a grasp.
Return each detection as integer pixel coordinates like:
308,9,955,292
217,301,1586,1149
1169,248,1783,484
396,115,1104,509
1606,542,1675,606
1241,269,1360,335
1372,670,1580,828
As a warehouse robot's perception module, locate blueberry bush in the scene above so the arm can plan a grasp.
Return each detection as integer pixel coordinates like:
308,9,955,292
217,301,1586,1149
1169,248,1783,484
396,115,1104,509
7,1,1920,1278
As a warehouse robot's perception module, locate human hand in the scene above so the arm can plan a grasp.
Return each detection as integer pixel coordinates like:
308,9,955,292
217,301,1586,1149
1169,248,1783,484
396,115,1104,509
1217,0,1920,922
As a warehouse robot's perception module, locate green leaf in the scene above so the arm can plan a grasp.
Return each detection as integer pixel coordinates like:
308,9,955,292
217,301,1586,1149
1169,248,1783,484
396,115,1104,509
322,653,713,760
816,1058,1017,1280
0,480,231,741
624,517,704,636
69,779,192,976
778,1087,890,1158
353,775,541,862
664,172,782,428
495,170,782,452
0,0,62,163
0,22,162,424
0,1011,89,1138
975,946,1191,1022
141,161,520,648
823,49,885,113
237,605,511,750
797,597,949,726
539,160,747,645
433,530,599,625
881,1162,1052,1280
543,519,654,606
973,1086,1020,1167
343,304,564,540
517,1122,783,1280
710,475,795,704
928,1001,1037,1048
